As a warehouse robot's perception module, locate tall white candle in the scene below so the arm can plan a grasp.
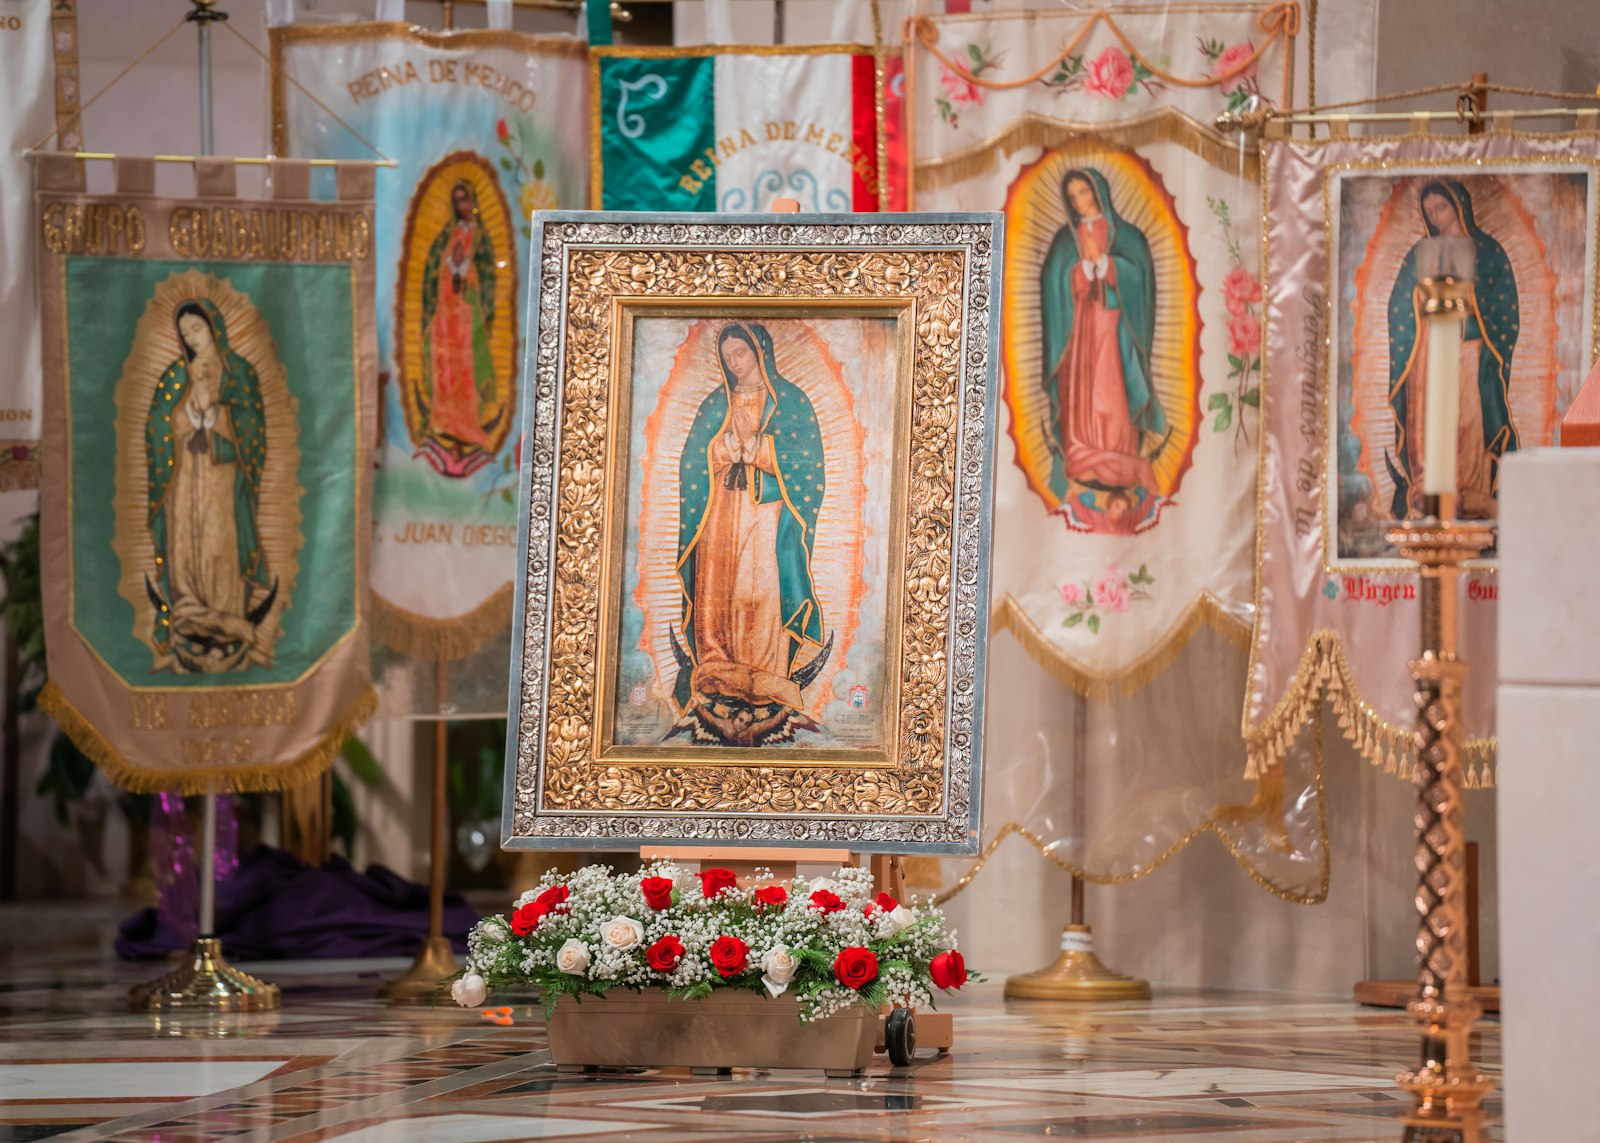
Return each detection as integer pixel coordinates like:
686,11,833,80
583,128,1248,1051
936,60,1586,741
1422,312,1461,497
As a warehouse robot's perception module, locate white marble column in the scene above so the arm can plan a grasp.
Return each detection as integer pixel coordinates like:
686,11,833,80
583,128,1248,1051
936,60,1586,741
1497,447,1600,1139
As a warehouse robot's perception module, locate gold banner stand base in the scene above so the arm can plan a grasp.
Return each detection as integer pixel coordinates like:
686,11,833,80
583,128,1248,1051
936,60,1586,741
377,935,457,1005
1004,925,1151,1002
128,937,281,1012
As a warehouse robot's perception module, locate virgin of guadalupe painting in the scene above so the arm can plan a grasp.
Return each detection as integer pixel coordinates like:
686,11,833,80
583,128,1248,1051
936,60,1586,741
397,152,518,480
1001,146,1201,534
144,298,277,672
1042,167,1167,509
1335,169,1586,561
423,181,498,468
668,322,833,747
1384,180,1519,520
617,313,891,755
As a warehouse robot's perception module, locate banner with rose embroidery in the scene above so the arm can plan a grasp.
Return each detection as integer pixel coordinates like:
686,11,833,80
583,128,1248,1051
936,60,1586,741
1248,128,1600,787
271,22,587,716
0,0,80,491
905,3,1338,901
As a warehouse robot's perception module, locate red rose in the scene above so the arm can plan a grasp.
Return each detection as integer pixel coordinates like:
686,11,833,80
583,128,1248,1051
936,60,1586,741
496,117,509,141
640,876,674,911
753,885,788,910
709,935,750,978
864,891,899,916
646,935,685,973
510,900,546,935
930,950,967,990
833,946,879,990
809,889,847,913
511,884,570,936
699,868,739,900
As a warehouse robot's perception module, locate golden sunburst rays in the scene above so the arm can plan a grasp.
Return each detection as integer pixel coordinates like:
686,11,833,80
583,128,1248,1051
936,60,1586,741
1001,143,1202,513
629,318,872,726
1345,173,1564,521
396,151,519,458
110,270,303,666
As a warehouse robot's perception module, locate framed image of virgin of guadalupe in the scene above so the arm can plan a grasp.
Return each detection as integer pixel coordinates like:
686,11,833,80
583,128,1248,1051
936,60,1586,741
503,212,1002,853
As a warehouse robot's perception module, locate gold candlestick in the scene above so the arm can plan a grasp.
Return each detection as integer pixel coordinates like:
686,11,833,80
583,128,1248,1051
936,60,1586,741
1387,491,1494,1142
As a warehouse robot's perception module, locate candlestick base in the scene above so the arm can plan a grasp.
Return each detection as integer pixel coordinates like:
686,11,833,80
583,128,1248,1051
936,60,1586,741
378,936,458,1005
1003,926,1151,1002
128,938,281,1012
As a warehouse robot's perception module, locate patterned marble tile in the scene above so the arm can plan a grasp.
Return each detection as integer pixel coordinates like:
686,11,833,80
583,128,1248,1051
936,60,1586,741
0,903,1504,1143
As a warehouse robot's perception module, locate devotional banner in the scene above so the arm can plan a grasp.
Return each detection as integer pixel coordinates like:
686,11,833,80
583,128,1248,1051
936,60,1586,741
35,155,379,794
910,3,1300,691
1250,127,1600,785
907,3,1333,900
271,22,587,715
590,44,885,212
1,0,79,490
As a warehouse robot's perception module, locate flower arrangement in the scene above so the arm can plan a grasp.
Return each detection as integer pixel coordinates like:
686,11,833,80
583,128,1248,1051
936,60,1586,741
451,862,974,1022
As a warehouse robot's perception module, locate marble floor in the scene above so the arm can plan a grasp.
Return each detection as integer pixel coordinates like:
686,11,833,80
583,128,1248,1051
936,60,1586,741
0,902,1502,1142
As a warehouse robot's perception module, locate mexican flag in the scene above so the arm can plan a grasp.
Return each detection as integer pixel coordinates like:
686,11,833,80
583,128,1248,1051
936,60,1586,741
591,45,883,212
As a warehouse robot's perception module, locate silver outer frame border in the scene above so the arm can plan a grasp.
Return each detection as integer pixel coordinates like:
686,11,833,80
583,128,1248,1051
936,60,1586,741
501,210,1004,855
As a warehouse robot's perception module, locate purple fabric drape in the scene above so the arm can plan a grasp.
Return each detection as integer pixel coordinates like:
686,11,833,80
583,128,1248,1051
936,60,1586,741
117,845,477,961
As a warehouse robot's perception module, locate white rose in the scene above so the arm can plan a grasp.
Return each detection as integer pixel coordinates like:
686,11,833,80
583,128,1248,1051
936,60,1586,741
556,938,591,975
450,972,487,1008
806,877,838,896
885,905,915,935
760,947,799,997
599,915,644,952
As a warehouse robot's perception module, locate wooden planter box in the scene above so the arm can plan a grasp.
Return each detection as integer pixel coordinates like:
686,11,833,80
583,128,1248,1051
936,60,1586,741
545,988,878,1076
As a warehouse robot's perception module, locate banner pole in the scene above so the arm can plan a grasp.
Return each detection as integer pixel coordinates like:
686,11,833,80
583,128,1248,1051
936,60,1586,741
128,0,282,1013
1003,692,1150,1002
378,661,460,1002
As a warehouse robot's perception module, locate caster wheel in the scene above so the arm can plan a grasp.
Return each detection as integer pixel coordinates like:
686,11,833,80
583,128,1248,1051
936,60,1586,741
886,1007,916,1066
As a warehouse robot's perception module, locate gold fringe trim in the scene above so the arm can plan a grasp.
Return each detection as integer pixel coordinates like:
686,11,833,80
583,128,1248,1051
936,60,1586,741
934,707,1332,907
1244,630,1497,787
38,679,378,795
991,590,1252,703
371,583,514,663
915,108,1259,192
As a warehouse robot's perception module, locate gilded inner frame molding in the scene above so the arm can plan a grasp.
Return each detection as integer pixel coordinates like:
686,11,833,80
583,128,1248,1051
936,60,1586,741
503,213,1003,853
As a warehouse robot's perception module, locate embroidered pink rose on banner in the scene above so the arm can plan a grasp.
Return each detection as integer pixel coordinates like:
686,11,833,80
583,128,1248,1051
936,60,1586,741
1214,42,1257,94
1059,581,1083,607
1084,46,1135,100
1222,266,1262,315
1228,310,1262,358
939,67,982,105
1091,568,1130,614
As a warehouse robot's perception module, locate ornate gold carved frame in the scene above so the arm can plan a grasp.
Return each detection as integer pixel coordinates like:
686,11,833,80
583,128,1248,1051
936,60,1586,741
503,213,1003,853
